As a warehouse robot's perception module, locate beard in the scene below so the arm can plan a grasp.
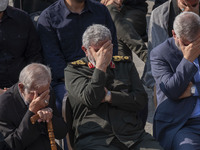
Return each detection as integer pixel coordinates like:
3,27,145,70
87,50,96,67
175,39,181,51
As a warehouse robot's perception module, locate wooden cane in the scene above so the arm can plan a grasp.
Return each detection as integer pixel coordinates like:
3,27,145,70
30,114,57,150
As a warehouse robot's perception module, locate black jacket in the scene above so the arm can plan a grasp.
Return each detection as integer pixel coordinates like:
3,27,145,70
0,84,67,150
0,6,43,88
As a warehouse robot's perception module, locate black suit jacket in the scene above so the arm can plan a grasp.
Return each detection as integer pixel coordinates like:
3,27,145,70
0,84,67,150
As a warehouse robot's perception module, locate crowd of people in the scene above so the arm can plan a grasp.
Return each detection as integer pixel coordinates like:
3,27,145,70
0,0,200,149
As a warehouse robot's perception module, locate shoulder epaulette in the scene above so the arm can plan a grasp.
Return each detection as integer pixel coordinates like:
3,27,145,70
71,60,86,66
112,56,131,62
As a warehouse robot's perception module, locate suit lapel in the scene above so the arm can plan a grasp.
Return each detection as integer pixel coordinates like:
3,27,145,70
194,56,200,93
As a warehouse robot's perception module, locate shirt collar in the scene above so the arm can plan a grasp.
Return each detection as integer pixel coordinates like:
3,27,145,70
4,6,14,19
0,6,9,22
85,0,94,13
60,0,93,17
86,57,115,69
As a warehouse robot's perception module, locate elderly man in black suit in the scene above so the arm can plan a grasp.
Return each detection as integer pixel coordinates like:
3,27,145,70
0,63,67,150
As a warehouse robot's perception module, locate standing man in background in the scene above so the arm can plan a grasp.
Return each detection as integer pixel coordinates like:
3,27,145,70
151,12,200,149
101,0,148,62
0,0,43,95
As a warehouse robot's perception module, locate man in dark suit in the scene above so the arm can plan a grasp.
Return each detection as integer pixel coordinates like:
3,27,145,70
0,63,67,150
151,12,200,150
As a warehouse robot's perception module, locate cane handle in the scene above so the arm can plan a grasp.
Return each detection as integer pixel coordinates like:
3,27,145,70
30,114,57,150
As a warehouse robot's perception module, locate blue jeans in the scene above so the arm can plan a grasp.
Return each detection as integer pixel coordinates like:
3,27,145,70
172,117,200,150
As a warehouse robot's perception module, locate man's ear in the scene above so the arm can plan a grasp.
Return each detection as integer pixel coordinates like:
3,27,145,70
18,83,24,93
172,30,177,39
82,46,88,56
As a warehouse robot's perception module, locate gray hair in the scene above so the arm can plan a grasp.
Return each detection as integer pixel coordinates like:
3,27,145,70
173,11,200,42
82,24,112,49
19,63,52,90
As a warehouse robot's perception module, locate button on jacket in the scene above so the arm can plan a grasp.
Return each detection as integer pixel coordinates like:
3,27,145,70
64,57,148,149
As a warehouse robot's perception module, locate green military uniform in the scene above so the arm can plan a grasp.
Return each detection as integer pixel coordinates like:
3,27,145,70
64,56,163,150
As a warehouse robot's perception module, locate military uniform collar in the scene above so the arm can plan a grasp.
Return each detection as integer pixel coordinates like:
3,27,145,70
70,56,131,69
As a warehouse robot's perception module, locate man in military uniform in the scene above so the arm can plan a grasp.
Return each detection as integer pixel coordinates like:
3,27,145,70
64,24,163,150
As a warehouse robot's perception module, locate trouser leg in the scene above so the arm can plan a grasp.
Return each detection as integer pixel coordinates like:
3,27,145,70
107,5,147,62
172,130,200,150
123,6,147,37
172,118,200,150
131,132,164,150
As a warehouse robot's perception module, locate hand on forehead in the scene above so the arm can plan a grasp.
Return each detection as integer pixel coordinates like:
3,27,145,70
180,0,199,7
178,0,199,14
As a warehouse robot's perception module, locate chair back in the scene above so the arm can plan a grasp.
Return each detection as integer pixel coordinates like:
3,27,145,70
62,94,74,150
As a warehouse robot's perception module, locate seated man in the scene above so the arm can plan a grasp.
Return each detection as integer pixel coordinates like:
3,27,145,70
64,24,163,149
0,63,68,150
142,0,200,88
37,0,118,115
0,0,43,94
151,12,200,149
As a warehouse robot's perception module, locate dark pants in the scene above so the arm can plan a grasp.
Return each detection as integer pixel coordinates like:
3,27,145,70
172,117,200,150
112,132,163,150
76,132,163,150
107,5,147,62
132,132,164,150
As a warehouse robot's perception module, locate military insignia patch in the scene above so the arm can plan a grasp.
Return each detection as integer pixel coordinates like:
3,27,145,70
88,62,95,69
71,60,86,66
110,61,115,68
113,56,131,62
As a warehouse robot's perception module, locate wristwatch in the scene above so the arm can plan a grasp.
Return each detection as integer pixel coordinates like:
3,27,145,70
105,91,111,102
191,85,195,95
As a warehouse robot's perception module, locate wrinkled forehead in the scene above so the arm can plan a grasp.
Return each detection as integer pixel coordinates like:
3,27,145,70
180,30,200,45
91,40,109,50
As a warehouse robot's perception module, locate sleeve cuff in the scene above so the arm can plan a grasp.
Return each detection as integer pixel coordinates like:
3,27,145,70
92,68,106,86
